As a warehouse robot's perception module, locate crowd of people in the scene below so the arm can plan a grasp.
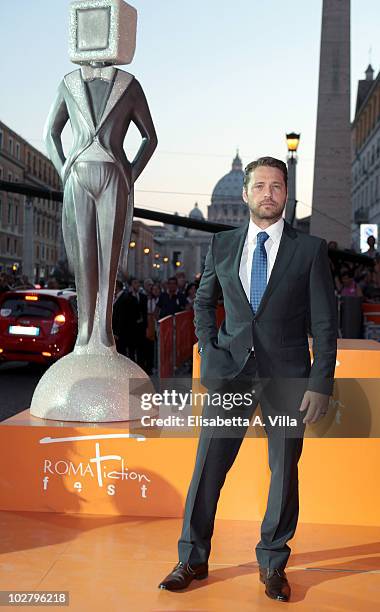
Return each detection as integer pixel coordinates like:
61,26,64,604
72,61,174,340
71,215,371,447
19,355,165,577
111,272,199,374
1,234,380,371
328,236,380,301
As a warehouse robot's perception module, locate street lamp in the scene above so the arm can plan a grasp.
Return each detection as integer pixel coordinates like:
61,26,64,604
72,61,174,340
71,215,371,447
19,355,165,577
286,132,300,157
143,247,150,254
285,132,300,226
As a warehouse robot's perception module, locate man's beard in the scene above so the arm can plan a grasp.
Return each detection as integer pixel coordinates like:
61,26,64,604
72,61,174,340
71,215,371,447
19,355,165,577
255,201,281,218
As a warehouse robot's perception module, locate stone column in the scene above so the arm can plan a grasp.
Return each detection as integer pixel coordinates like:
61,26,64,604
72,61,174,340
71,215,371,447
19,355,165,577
310,0,351,247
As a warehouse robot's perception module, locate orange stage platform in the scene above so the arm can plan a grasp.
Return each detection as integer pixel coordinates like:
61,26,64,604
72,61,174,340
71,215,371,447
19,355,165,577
0,339,380,525
0,512,379,611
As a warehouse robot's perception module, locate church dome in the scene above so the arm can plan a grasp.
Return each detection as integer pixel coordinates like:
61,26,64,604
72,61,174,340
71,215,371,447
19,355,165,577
211,152,244,202
208,152,248,225
189,202,205,220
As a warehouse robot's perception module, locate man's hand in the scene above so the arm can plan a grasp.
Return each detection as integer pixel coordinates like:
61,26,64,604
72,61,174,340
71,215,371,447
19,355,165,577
299,390,330,424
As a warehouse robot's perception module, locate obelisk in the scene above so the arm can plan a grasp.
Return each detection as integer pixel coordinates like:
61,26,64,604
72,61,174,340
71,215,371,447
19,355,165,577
310,0,351,247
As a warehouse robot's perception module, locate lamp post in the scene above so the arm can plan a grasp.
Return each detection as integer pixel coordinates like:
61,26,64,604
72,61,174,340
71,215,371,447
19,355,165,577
285,132,300,226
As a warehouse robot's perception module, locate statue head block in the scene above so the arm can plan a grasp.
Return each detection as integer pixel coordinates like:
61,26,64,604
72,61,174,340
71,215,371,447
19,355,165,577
69,0,137,66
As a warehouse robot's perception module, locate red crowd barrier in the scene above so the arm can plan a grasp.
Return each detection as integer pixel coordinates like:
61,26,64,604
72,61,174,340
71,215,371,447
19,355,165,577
158,302,226,378
362,303,380,324
175,310,197,368
157,315,174,378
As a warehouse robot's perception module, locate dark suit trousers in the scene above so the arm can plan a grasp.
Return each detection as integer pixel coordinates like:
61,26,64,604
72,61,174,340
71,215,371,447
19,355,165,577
178,353,306,570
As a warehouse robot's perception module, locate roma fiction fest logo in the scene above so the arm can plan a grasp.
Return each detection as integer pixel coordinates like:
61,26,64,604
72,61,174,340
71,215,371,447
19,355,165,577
39,434,150,498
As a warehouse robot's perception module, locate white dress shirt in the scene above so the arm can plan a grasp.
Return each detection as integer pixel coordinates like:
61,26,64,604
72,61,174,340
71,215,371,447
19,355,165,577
239,215,284,351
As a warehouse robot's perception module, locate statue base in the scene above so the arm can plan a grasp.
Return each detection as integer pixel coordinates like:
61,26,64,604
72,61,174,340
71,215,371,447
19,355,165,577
30,345,153,422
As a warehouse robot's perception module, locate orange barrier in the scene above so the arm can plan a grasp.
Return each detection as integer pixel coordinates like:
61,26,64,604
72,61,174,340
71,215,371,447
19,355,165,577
157,315,174,378
192,338,380,379
362,302,380,324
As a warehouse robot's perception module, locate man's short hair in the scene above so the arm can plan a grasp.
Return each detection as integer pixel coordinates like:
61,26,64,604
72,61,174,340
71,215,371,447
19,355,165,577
243,156,288,190
167,276,177,283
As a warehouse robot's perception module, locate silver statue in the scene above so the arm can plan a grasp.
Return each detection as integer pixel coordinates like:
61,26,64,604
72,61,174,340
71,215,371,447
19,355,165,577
30,0,157,422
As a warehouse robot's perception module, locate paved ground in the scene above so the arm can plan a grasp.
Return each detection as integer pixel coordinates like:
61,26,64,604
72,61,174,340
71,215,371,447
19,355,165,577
0,361,48,421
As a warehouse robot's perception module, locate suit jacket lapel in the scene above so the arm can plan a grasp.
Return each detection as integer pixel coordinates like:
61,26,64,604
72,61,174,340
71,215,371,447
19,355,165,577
64,70,95,132
96,69,134,132
230,218,299,319
231,221,253,319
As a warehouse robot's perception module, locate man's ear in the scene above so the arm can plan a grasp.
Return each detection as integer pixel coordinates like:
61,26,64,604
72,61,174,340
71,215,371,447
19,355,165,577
242,188,248,204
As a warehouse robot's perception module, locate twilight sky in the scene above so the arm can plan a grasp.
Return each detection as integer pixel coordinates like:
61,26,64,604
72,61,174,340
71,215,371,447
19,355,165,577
1,0,379,222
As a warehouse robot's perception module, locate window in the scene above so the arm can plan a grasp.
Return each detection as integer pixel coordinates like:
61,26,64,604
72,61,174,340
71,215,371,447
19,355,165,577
0,130,3,149
8,138,13,155
0,166,3,179
14,206,18,226
8,172,12,182
14,238,17,254
1,296,60,319
15,143,20,160
6,237,10,253
7,201,12,224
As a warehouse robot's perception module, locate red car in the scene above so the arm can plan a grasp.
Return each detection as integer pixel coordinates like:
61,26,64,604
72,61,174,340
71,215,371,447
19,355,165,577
0,289,78,364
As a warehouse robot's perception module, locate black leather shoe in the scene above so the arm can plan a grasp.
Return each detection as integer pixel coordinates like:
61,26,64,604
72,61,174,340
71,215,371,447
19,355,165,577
158,561,208,591
259,567,291,601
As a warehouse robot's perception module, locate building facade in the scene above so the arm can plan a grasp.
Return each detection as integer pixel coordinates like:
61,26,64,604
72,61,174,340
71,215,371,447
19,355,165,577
351,64,380,250
147,154,251,282
124,220,157,280
150,205,212,282
0,121,61,281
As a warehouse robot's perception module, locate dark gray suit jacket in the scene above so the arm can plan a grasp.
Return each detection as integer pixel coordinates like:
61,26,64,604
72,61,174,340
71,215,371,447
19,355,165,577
194,219,338,395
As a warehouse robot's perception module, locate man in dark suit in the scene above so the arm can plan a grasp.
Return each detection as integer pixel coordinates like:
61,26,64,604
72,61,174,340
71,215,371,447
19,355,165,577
124,278,148,368
158,157,338,602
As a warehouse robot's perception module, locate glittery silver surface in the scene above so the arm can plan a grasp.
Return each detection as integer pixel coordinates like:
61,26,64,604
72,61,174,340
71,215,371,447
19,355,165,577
69,0,137,66
65,70,95,130
64,69,134,133
98,69,133,127
30,296,153,422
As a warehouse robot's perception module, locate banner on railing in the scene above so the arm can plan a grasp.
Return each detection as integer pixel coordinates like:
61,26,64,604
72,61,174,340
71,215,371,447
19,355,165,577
158,315,174,378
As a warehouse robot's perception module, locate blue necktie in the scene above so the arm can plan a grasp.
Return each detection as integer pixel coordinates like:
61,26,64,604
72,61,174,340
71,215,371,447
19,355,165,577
250,231,269,314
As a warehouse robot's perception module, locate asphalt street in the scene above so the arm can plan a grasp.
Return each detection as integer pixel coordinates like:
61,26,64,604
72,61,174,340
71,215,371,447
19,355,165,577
0,361,47,421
